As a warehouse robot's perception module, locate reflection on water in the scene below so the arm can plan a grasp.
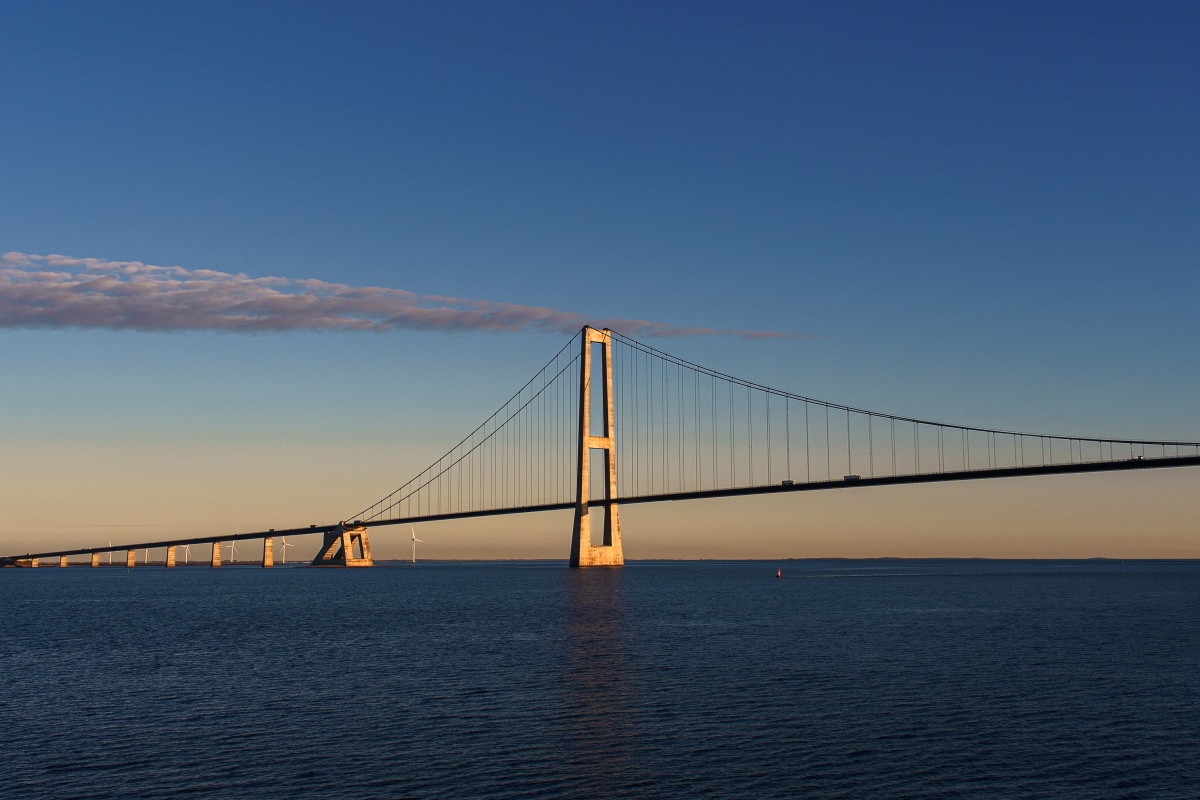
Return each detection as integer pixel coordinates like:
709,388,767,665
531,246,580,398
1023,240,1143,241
560,568,640,785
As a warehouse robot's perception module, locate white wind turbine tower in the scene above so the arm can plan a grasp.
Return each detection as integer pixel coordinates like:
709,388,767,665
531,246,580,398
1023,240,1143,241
107,540,112,565
410,526,423,564
144,547,150,565
226,540,239,564
279,537,294,564
181,544,191,564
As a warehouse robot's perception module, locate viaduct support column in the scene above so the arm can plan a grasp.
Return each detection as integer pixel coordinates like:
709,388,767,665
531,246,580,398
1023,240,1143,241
125,549,136,568
570,327,623,567
211,542,222,568
262,537,274,568
165,546,176,568
310,523,373,566
58,556,68,568
91,552,100,568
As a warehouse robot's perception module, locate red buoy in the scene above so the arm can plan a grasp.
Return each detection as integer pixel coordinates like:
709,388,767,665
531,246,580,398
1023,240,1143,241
776,568,782,579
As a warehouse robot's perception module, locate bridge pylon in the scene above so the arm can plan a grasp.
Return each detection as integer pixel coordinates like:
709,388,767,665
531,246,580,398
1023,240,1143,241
571,327,623,567
311,521,373,567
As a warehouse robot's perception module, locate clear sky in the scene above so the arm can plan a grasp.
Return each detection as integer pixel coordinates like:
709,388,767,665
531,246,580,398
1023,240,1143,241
2,1,1198,559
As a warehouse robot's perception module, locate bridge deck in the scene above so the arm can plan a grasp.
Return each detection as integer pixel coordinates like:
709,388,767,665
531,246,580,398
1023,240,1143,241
359,454,1200,527
4,455,1196,564
0,524,338,562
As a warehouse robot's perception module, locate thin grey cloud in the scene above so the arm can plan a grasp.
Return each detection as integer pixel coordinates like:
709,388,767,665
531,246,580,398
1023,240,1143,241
0,252,797,339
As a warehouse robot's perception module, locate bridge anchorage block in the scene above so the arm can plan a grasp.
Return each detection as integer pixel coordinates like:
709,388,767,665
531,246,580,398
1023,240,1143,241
311,522,373,567
571,327,624,568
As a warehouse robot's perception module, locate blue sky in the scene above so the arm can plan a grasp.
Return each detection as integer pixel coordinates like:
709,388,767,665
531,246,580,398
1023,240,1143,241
2,1,1198,558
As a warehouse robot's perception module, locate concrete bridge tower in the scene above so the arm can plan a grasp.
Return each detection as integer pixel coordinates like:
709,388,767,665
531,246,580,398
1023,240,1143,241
571,327,623,567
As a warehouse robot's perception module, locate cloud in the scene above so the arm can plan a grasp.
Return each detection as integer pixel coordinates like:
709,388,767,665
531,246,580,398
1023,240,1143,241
0,252,797,339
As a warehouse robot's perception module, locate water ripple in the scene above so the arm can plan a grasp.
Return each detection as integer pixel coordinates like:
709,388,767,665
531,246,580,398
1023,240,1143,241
2,560,1199,798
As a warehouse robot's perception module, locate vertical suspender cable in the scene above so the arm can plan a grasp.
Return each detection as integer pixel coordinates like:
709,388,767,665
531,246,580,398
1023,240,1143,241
805,400,810,482
846,408,851,477
711,375,717,490
825,403,830,481
868,414,873,478
676,362,686,489
786,398,792,482
766,391,772,485
695,369,700,491
665,358,672,491
748,386,754,486
729,381,735,486
649,355,654,494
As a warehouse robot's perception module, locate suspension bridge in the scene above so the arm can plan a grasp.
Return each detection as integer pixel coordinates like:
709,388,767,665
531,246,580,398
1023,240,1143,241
4,326,1198,568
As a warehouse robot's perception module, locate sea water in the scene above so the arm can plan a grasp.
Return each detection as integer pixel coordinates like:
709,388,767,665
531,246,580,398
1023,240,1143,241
1,560,1197,799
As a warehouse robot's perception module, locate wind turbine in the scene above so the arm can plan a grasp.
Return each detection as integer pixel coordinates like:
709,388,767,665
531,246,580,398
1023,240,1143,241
107,540,112,565
144,547,150,565
181,544,191,564
226,540,239,564
279,537,294,564
410,526,423,564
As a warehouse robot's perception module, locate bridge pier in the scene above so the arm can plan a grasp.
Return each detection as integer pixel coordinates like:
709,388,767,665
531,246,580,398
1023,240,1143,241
30,558,38,568
211,542,221,568
311,522,373,566
166,546,176,568
58,556,68,568
91,552,100,568
262,536,273,568
571,327,624,568
125,549,136,568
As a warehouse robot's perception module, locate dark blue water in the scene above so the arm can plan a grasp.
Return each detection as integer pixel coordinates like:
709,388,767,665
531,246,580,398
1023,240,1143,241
2,560,1198,799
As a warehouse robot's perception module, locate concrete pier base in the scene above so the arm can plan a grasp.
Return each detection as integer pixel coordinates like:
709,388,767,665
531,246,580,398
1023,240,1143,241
165,546,176,568
91,552,100,568
58,555,68,568
262,537,274,568
211,542,222,568
125,549,136,568
310,522,373,567
570,327,624,568
30,558,39,568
